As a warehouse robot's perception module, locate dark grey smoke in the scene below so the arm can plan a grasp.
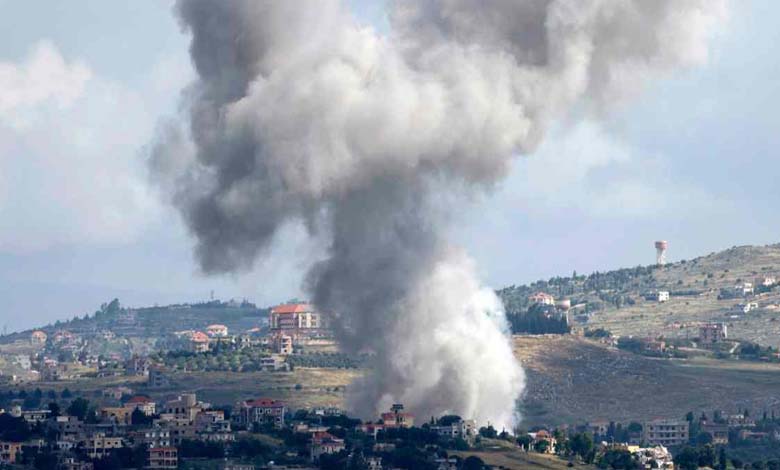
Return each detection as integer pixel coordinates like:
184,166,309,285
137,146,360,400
150,0,727,428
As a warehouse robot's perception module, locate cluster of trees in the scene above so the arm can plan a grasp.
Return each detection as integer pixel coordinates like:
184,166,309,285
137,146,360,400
507,304,570,335
286,352,367,369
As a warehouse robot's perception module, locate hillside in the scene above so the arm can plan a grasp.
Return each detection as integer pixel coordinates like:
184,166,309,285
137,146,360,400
516,335,780,427
500,243,780,347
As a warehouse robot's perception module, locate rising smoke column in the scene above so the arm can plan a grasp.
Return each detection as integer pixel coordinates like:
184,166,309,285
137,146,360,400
151,0,726,429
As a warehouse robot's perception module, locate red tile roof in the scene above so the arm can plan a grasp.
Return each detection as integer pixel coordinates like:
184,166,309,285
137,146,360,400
271,303,314,314
126,396,154,404
191,331,210,343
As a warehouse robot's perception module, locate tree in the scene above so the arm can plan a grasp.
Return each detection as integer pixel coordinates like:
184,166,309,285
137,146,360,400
675,447,701,470
478,425,497,439
48,402,61,418
570,433,594,460
463,456,486,470
67,397,90,421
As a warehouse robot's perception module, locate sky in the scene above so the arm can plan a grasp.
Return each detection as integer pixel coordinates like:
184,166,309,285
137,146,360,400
0,0,778,332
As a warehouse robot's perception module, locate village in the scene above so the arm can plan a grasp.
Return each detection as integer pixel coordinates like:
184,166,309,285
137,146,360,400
1,290,780,469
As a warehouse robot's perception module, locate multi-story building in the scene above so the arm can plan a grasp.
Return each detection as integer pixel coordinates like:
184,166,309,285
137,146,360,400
528,292,555,306
309,432,345,461
124,396,157,416
272,334,293,355
148,366,170,389
84,433,124,459
642,419,689,447
234,398,287,429
30,330,47,345
206,324,229,338
190,332,211,353
430,419,477,440
380,404,415,429
50,415,83,441
131,428,172,448
163,393,207,421
269,303,326,339
148,446,178,469
100,407,133,425
0,442,22,464
699,323,728,345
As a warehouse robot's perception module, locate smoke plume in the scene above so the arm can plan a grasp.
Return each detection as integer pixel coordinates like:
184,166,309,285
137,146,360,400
151,0,726,429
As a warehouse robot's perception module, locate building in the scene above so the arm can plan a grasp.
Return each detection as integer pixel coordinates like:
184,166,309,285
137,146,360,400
739,282,755,296
759,276,777,288
272,334,293,355
50,415,83,441
22,409,51,424
528,292,555,306
148,366,170,388
628,445,674,470
0,442,22,464
125,356,151,376
435,458,458,470
642,419,689,447
380,404,415,429
206,324,229,337
84,433,124,459
148,446,178,469
727,414,756,428
699,323,728,344
260,354,288,371
529,430,557,454
644,291,670,302
103,386,134,400
701,422,729,445
430,418,477,440
100,407,133,425
30,330,47,345
309,432,345,461
125,395,157,416
164,393,207,421
270,303,326,338
132,428,172,448
234,398,287,429
190,331,211,353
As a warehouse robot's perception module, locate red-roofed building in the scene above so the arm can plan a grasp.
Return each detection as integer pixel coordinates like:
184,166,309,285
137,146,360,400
270,303,327,339
380,404,414,429
206,324,228,338
124,395,156,416
190,332,210,353
310,432,345,461
234,398,287,429
528,292,555,306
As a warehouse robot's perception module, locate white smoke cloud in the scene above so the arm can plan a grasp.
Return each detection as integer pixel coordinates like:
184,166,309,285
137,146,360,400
151,0,727,429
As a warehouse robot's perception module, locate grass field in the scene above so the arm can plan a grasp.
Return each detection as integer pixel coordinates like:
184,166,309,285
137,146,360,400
515,335,780,427
452,439,592,470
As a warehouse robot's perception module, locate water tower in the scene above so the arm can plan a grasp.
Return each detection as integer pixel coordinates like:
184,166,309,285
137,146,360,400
655,240,668,266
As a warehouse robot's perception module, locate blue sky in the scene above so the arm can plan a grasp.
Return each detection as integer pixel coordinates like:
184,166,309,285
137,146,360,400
0,1,778,331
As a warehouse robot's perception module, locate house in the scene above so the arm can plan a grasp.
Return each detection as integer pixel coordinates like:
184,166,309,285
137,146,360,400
587,421,611,437
270,303,326,339
528,292,555,306
124,395,157,416
260,354,288,371
124,355,151,376
84,433,124,459
629,445,674,470
148,446,178,469
190,331,211,353
30,330,47,345
22,409,51,424
739,430,769,441
367,457,383,470
103,386,134,400
206,324,229,338
380,404,414,429
309,432,345,461
727,414,756,428
100,406,133,425
0,442,22,464
148,366,170,388
430,418,477,441
736,302,759,314
164,393,208,421
50,415,83,441
131,427,172,448
759,276,777,288
699,323,728,344
739,282,755,296
644,291,670,302
272,334,293,355
701,422,729,445
234,398,287,429
529,430,557,454
642,419,689,447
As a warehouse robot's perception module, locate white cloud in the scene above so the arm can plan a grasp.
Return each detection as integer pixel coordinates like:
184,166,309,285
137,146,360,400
0,41,91,127
0,40,174,252
503,120,725,218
